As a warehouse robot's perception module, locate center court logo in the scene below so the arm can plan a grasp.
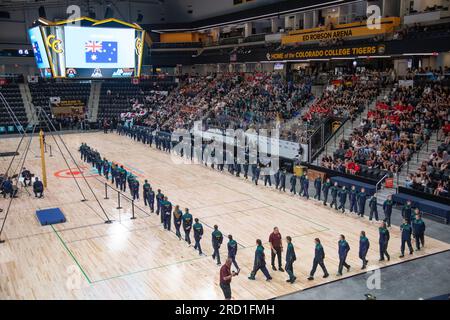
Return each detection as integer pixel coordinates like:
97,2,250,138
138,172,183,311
54,166,99,179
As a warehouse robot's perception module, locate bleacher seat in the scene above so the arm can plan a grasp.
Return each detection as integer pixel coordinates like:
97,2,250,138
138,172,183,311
0,84,28,131
97,79,176,120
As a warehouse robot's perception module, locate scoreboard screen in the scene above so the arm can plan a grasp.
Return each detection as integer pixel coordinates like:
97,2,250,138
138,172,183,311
28,27,50,69
28,21,145,79
64,26,136,77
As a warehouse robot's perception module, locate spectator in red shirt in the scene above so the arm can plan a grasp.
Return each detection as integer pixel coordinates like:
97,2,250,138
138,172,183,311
443,121,450,135
219,258,237,300
269,227,284,272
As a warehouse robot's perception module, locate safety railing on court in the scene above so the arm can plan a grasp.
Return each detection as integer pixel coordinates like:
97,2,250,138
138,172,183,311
396,160,410,187
44,142,53,157
375,173,389,197
103,182,151,220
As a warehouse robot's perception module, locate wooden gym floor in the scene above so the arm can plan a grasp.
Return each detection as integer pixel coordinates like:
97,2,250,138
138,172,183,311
0,132,449,300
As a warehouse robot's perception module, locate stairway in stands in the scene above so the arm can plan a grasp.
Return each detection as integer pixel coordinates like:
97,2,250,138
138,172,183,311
88,81,102,122
376,130,441,204
18,83,37,125
314,87,391,164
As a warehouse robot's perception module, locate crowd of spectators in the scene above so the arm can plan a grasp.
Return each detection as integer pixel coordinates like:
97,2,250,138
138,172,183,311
321,84,449,177
126,72,313,142
406,131,450,197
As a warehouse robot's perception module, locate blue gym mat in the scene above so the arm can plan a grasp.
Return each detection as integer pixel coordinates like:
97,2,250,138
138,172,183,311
36,208,66,226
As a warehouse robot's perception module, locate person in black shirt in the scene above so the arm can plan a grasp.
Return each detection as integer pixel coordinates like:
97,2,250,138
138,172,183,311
33,177,44,198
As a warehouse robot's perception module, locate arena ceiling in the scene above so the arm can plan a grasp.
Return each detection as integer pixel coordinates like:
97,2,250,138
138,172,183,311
0,0,285,24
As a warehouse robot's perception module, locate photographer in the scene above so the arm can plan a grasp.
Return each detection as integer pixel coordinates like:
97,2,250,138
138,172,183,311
219,258,238,300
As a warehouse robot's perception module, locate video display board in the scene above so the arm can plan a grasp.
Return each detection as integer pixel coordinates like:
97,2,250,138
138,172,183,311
28,27,51,73
29,22,145,79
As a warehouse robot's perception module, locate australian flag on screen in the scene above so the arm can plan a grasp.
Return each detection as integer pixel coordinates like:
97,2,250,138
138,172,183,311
85,41,118,63
32,42,43,64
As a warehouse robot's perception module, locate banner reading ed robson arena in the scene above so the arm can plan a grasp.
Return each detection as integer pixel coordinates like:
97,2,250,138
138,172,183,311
266,44,386,61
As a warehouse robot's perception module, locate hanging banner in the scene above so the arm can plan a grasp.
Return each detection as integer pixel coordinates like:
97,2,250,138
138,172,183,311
282,17,400,45
266,44,386,61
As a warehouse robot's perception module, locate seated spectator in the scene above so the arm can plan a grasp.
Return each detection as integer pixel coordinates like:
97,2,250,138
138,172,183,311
1,177,17,198
21,167,32,187
33,177,44,198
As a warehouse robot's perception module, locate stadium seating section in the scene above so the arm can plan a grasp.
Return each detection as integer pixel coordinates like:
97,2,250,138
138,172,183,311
0,84,28,131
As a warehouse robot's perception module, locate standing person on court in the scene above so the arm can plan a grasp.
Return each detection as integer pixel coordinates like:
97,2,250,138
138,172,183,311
182,208,193,245
212,225,224,266
369,195,379,222
359,231,370,269
299,173,305,196
279,169,286,192
147,187,155,213
307,238,329,280
338,186,348,213
263,170,272,187
349,185,358,214
219,258,238,300
193,218,204,255
243,160,249,180
330,182,339,210
399,218,414,258
336,234,351,276
302,174,309,199
110,163,117,185
173,205,183,240
322,178,331,206
379,221,391,261
383,195,393,227
119,165,127,192
412,211,426,251
102,160,110,180
402,200,413,225
314,176,322,201
143,180,151,206
227,235,240,272
274,169,281,190
156,189,164,221
254,165,261,186
357,188,368,217
289,174,297,195
285,236,297,283
162,196,172,231
131,179,140,201
269,227,284,272
248,239,272,281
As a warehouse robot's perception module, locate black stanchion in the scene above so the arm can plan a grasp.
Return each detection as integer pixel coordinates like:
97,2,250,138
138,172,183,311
104,183,109,199
117,191,122,209
131,200,136,220
49,145,53,157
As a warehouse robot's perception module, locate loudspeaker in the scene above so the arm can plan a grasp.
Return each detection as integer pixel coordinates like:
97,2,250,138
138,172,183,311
104,6,114,19
38,6,46,19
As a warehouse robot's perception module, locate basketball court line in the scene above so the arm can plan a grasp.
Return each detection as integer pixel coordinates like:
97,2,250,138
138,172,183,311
272,248,450,300
49,176,331,285
51,224,92,284
53,219,327,285
7,136,446,298
53,221,211,284
216,182,331,231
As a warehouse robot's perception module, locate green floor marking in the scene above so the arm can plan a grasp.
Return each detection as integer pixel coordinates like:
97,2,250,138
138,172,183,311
51,224,92,284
